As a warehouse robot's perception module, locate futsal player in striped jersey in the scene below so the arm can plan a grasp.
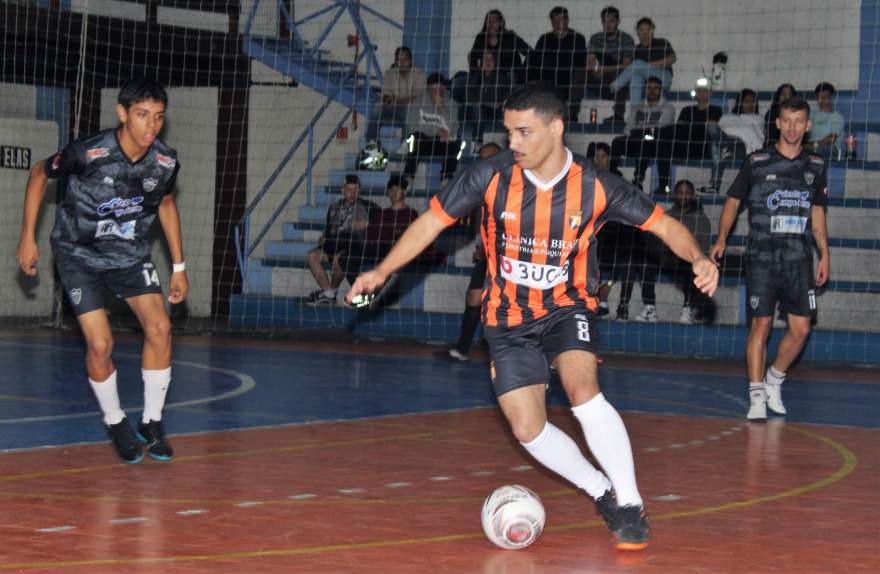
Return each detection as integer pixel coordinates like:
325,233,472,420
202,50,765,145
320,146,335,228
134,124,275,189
348,83,718,550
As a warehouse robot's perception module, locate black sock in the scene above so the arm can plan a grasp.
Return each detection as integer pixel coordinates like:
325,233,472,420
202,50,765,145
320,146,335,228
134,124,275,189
455,305,481,354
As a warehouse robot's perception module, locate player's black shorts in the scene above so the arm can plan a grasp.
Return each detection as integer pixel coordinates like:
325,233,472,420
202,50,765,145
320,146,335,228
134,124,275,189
484,305,600,397
746,258,816,318
467,258,488,291
55,257,163,316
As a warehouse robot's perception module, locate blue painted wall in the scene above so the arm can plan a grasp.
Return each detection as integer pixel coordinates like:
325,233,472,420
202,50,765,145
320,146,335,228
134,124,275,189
403,0,451,78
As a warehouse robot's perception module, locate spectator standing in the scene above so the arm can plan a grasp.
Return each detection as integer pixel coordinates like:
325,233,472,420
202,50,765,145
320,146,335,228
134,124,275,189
808,82,846,159
464,51,513,140
366,46,426,141
609,17,675,114
586,6,635,123
764,83,796,147
439,143,502,362
610,77,675,193
530,6,589,121
468,9,531,83
662,180,714,324
404,73,463,183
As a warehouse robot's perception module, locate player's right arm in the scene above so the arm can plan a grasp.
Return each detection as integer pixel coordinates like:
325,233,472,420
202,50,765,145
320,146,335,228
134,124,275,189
710,157,751,263
346,209,449,300
16,160,50,276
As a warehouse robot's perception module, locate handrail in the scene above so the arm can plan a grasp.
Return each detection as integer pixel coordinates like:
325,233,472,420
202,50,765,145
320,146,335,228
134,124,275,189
238,1,399,289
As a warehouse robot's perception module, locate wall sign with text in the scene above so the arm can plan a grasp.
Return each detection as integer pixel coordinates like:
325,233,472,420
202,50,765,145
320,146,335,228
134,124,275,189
1,145,31,170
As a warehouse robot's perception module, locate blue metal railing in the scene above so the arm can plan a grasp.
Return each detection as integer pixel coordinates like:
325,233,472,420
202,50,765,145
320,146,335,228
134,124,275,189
236,0,402,290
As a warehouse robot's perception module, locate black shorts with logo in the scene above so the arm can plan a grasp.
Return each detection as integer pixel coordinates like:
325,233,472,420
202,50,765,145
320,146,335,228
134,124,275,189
484,305,600,397
55,256,163,316
746,258,816,318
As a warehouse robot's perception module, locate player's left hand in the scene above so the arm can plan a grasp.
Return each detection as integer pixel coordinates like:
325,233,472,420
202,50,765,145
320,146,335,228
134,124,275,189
168,270,189,304
692,257,719,297
815,256,830,287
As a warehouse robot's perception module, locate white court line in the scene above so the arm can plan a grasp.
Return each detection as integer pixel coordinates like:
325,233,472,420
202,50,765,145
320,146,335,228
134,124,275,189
0,340,256,425
37,525,76,533
176,509,209,516
109,517,148,525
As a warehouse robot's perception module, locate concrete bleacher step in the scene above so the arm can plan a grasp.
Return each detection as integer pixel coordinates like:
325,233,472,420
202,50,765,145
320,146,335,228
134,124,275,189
281,223,321,242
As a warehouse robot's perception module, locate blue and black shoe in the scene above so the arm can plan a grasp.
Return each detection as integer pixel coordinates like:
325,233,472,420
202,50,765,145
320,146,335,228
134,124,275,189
106,417,144,464
137,419,174,461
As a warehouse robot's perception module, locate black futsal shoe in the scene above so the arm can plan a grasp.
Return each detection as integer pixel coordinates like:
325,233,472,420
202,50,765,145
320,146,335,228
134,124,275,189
137,419,174,461
106,417,144,464
593,490,650,550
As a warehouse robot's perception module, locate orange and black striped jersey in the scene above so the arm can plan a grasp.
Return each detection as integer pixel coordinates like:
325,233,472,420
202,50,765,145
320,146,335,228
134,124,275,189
430,149,663,329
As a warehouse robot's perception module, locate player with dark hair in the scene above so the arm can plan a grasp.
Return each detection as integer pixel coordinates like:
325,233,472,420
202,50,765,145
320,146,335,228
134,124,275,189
16,77,186,464
348,83,718,550
711,96,829,420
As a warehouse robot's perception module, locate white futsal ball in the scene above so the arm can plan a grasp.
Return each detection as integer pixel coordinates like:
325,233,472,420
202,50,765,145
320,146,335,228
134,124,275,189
481,485,546,550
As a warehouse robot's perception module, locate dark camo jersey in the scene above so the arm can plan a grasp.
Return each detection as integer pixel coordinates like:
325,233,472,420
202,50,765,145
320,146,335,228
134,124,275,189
727,146,827,264
45,128,180,271
430,149,662,329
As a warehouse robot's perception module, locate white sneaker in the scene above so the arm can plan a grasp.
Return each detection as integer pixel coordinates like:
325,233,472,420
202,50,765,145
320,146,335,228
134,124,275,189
447,348,469,362
747,388,768,421
764,381,786,415
634,305,658,323
679,306,695,324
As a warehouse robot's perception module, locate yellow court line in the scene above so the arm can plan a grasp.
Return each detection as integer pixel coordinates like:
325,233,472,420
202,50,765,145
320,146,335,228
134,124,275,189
0,425,858,571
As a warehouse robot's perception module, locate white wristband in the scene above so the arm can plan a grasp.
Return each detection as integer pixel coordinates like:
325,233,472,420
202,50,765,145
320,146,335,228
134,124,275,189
172,262,186,273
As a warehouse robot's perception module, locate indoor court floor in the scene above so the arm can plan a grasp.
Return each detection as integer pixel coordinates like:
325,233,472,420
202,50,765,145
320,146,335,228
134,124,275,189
0,329,877,573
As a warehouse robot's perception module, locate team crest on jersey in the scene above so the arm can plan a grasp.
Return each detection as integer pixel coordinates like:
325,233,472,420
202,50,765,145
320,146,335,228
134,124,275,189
156,154,176,169
804,171,815,185
86,147,110,161
69,288,82,306
750,295,759,309
143,177,159,193
568,210,583,230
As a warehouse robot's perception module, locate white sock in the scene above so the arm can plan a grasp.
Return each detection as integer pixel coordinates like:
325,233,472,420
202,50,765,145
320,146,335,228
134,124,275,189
521,422,612,499
765,366,785,386
572,393,643,507
142,367,171,423
89,370,125,426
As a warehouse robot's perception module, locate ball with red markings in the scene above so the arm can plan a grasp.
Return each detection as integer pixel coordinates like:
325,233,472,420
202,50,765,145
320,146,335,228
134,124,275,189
481,485,545,550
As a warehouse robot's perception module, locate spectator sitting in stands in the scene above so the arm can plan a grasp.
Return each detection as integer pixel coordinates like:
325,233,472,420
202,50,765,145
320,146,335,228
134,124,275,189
404,73,463,184
610,76,675,193
661,180,715,324
719,88,764,153
586,6,635,123
306,175,375,305
764,83,796,147
463,51,513,141
609,17,675,118
468,9,531,84
365,46,426,142
655,78,726,193
529,6,589,121
807,82,846,159
342,174,419,284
